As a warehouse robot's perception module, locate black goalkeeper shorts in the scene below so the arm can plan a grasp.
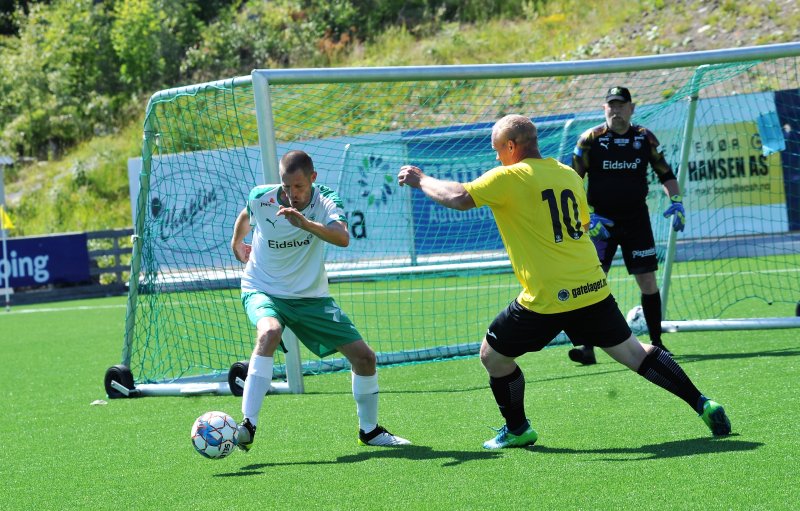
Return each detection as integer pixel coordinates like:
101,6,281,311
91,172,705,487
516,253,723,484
485,294,632,358
592,213,658,275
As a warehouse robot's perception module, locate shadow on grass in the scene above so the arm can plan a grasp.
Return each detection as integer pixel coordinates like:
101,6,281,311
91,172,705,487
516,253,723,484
530,434,762,461
297,346,800,396
304,384,488,395
503,346,800,387
214,445,502,476
673,346,800,364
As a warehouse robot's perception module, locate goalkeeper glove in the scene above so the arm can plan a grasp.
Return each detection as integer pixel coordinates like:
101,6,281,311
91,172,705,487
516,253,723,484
588,212,614,241
663,194,686,232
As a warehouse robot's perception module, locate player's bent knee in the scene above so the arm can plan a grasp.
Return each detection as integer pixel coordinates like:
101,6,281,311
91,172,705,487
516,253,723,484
255,327,283,355
358,349,377,369
480,341,516,376
479,342,494,368
341,340,377,373
602,334,647,370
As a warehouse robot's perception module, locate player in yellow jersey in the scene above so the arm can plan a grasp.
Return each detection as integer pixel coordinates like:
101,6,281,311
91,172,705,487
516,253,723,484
397,114,730,449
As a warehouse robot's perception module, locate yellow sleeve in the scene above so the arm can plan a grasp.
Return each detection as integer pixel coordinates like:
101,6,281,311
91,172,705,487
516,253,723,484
463,167,507,208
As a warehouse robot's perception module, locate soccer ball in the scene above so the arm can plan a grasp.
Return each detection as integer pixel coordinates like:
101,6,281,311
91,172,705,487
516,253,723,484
191,411,239,459
626,305,648,335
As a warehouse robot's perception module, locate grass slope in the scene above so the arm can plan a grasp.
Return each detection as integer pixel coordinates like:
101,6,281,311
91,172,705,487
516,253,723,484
4,0,799,235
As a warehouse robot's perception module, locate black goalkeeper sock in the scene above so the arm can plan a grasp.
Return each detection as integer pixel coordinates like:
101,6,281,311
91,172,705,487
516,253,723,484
641,292,663,343
637,347,704,413
489,365,527,432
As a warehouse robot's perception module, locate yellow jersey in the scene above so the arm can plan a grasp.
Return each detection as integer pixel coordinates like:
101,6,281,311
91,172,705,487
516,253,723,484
463,157,610,313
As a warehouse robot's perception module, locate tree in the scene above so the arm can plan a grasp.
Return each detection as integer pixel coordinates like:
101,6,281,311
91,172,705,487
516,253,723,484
0,0,120,157
111,0,202,93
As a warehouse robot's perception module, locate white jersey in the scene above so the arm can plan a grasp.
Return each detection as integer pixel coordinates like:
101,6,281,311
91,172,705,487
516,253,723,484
240,184,347,298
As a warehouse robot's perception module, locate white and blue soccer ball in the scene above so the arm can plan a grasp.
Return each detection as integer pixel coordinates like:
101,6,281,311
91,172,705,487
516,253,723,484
191,411,238,459
626,305,648,335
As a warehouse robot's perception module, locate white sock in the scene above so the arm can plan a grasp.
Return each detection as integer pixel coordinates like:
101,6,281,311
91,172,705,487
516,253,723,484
241,354,273,426
352,372,379,433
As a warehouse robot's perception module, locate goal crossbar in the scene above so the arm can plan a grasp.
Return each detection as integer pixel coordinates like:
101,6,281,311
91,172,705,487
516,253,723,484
115,42,800,397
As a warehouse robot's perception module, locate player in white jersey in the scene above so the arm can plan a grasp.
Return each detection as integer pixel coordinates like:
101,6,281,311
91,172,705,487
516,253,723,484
231,150,409,451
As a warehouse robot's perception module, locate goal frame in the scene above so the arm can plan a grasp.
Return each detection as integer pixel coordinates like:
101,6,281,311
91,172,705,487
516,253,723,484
114,41,800,397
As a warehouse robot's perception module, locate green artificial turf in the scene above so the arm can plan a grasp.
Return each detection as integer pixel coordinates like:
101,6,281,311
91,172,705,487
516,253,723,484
1,295,798,510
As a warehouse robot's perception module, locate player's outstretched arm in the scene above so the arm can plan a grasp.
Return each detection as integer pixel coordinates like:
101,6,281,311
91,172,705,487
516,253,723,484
397,165,476,211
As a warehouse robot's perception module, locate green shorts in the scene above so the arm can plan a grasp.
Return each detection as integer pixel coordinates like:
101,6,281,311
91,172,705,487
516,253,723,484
241,292,362,358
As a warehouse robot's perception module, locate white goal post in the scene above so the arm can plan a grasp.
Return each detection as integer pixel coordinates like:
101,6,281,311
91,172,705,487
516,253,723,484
110,42,800,398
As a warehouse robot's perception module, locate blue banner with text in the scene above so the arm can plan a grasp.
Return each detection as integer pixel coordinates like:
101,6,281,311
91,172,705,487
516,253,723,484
1,233,90,287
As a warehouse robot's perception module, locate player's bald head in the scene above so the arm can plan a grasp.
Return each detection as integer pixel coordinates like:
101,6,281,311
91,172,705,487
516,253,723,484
492,114,538,149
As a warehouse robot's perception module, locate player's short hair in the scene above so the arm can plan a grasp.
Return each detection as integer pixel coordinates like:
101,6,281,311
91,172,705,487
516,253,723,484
493,114,538,150
280,150,315,176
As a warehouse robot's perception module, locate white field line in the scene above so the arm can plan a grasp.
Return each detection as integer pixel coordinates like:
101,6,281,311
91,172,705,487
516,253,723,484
3,304,127,315
3,267,797,314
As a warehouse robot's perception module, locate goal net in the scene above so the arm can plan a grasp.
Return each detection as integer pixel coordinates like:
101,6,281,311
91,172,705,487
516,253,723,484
114,43,800,396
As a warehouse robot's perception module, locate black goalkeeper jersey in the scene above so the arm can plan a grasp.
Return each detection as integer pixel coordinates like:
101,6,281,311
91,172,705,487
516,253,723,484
572,123,674,219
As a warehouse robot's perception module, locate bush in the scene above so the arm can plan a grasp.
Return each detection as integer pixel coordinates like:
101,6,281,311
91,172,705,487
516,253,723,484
112,0,203,93
0,0,122,157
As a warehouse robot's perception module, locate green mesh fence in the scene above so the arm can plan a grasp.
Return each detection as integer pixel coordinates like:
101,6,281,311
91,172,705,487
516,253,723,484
122,52,800,386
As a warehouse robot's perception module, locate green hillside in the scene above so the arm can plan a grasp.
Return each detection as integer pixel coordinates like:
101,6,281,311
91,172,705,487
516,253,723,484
2,0,798,235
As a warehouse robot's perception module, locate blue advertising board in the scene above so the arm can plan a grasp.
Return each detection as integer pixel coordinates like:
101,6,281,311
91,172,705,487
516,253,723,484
403,118,577,256
403,89,800,254
775,88,800,230
1,233,90,287
405,132,504,255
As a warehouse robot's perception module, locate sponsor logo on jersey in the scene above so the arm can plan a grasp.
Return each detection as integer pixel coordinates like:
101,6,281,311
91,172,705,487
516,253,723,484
599,141,609,150
614,138,630,146
570,278,608,299
267,238,311,249
631,247,657,258
602,158,641,170
260,197,276,207
557,289,570,302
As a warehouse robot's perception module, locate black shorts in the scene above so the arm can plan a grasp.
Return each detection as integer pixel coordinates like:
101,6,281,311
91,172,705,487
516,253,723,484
592,213,658,275
486,294,632,358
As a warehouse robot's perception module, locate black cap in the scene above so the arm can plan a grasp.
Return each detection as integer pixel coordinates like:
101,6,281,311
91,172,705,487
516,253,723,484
605,86,632,103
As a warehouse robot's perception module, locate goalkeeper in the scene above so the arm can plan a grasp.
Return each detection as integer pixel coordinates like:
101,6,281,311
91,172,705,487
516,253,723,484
568,86,685,366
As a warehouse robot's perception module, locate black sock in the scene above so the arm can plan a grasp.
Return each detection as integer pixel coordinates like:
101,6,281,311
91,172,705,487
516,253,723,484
637,347,705,413
641,292,662,343
489,365,527,432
